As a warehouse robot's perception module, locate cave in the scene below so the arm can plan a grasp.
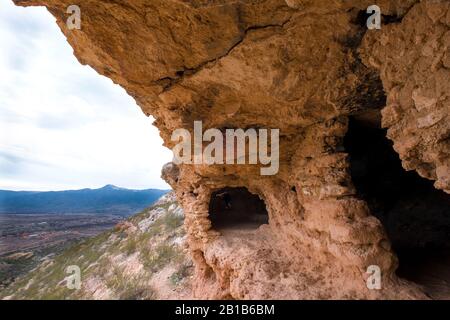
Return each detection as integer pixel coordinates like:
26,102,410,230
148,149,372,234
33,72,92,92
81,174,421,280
345,116,450,299
208,187,269,230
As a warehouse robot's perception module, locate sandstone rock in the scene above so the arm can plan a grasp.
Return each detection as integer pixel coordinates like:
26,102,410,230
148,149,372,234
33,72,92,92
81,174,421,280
161,162,180,186
14,0,449,299
361,0,450,194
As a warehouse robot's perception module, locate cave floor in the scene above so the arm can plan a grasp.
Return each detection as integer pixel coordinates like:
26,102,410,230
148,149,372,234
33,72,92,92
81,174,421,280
213,225,450,299
397,249,450,300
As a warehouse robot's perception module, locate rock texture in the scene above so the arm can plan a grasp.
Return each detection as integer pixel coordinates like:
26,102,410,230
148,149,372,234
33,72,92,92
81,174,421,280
14,0,450,299
361,1,450,194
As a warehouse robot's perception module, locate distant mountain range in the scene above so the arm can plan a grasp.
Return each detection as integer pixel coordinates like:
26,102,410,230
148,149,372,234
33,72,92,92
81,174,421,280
0,185,169,215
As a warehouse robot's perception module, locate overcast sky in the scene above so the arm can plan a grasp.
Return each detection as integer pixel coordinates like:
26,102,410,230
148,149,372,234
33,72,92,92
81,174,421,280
0,0,172,191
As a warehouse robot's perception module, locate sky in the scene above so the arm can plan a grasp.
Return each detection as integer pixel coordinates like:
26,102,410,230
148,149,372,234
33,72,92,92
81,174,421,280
0,0,172,191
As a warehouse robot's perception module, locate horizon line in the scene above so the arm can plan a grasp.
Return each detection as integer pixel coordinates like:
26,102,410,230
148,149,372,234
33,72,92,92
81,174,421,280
0,184,172,193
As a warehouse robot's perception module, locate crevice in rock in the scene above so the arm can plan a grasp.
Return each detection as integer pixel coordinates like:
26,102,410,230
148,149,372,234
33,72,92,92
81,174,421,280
345,115,450,299
208,187,269,231
156,16,293,93
336,9,387,115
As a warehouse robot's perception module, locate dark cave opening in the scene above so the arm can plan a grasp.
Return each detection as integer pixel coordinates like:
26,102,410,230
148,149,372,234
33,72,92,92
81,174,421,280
345,116,450,299
208,187,269,230
351,9,403,29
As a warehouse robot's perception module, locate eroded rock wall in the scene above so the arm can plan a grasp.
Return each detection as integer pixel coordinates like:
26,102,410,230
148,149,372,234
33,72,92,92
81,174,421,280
15,0,449,299
361,1,450,194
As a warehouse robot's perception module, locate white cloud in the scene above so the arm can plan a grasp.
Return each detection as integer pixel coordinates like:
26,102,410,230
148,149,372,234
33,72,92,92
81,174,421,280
0,0,172,191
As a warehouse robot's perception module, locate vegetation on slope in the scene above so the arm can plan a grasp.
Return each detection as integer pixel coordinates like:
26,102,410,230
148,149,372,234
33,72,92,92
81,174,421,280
0,192,193,300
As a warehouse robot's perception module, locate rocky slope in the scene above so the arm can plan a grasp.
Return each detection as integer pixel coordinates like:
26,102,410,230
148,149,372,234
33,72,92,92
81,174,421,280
13,0,450,299
0,192,194,300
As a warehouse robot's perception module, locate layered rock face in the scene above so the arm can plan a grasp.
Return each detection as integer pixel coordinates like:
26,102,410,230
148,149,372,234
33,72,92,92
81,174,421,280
15,0,449,299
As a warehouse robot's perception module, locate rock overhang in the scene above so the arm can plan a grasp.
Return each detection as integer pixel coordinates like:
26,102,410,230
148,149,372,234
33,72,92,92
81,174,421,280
13,0,449,299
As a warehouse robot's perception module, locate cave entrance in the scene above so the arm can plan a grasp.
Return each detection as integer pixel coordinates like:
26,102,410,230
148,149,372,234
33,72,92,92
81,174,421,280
345,116,450,299
208,187,269,230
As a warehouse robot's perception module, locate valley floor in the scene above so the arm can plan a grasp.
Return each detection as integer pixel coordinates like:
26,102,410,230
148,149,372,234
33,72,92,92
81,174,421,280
0,213,123,290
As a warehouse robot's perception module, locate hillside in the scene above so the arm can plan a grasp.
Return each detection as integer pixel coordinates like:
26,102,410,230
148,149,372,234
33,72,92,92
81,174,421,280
0,192,193,300
0,185,168,215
